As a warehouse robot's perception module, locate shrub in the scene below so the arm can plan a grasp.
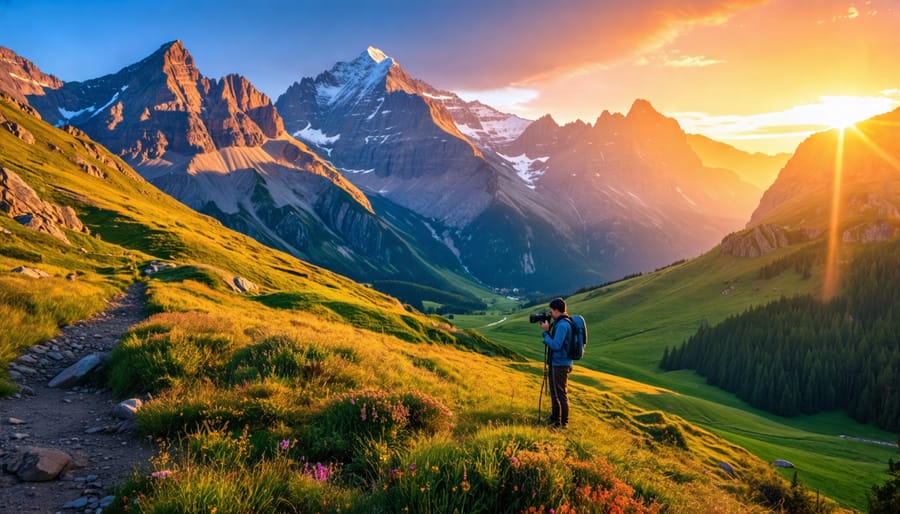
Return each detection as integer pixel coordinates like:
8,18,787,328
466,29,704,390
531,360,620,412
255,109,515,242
108,313,239,396
300,390,454,479
226,335,330,384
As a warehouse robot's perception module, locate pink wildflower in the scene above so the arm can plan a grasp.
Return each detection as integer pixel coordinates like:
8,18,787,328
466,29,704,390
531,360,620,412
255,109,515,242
280,439,290,450
150,470,173,479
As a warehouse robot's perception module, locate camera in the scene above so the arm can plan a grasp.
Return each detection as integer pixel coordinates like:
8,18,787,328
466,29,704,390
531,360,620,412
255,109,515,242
529,312,552,324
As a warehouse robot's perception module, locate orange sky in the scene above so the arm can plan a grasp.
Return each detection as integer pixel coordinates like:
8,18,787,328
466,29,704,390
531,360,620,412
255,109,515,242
453,1,900,155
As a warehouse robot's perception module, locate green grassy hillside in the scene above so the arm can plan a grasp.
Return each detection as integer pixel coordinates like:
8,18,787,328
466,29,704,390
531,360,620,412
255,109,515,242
0,96,838,512
461,242,897,510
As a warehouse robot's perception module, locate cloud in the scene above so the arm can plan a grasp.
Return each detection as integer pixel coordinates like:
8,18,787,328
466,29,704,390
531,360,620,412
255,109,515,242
663,54,724,67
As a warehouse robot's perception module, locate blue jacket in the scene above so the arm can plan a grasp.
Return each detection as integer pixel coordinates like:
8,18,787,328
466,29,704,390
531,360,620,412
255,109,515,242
543,316,573,367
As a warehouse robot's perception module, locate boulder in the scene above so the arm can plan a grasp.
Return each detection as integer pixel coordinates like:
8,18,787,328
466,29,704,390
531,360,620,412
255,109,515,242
1,120,34,144
5,447,74,482
232,276,259,293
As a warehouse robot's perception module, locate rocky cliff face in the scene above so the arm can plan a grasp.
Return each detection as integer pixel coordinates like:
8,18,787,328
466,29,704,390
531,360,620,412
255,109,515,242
719,224,818,257
0,47,63,106
0,167,89,244
28,41,287,160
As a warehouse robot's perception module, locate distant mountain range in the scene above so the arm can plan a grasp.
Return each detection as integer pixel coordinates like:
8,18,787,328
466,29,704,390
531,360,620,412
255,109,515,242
3,41,786,297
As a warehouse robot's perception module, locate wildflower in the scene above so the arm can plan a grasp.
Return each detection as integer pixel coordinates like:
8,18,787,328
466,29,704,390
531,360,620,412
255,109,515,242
409,462,417,472
280,439,290,450
461,480,471,492
361,406,367,421
431,465,439,473
150,470,173,479
350,398,356,405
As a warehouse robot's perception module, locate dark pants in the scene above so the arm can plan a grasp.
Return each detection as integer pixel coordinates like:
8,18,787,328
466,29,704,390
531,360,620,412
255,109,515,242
549,365,572,426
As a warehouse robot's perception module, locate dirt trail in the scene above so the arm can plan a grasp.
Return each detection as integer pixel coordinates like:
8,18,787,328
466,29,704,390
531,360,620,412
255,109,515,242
0,282,155,513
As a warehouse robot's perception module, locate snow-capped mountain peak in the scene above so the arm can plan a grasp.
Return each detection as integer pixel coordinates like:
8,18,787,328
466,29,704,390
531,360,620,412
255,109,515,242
365,46,390,64
315,48,397,107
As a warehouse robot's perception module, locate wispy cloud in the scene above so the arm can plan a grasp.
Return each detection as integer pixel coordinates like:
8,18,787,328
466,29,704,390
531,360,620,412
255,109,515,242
663,55,724,67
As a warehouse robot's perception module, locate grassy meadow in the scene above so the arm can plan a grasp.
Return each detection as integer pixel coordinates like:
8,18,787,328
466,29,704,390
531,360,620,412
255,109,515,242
458,245,898,510
0,95,867,512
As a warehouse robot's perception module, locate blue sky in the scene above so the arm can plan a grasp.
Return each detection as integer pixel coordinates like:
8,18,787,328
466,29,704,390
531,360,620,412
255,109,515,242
3,0,899,154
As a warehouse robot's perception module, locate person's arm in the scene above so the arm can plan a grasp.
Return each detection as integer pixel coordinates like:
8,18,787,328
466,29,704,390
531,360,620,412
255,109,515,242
542,320,570,351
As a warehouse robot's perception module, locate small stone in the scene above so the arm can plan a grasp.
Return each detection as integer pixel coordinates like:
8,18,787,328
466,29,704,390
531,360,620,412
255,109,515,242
11,432,30,439
15,354,38,365
7,417,25,425
30,345,48,354
47,351,65,361
63,496,89,509
18,385,34,396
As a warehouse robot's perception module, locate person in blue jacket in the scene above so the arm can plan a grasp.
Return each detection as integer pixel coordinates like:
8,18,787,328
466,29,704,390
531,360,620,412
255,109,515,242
540,297,573,428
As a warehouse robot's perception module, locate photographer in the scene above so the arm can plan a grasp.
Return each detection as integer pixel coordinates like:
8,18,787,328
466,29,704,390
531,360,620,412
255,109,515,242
539,297,573,428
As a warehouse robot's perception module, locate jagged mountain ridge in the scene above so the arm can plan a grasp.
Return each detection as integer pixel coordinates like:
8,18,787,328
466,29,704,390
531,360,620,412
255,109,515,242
0,46,63,105
487,100,764,279
276,47,499,228
15,42,473,295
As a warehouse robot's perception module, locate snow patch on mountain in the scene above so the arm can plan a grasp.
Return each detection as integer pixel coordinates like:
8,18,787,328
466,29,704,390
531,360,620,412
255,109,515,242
497,152,549,189
294,123,341,146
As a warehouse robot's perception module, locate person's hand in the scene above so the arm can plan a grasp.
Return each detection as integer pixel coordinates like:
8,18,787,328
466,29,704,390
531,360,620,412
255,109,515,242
540,320,550,332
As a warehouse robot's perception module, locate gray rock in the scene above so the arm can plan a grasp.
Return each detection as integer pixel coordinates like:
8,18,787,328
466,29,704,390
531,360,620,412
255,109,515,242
63,496,89,509
112,398,143,419
48,353,106,388
7,417,25,425
772,459,794,468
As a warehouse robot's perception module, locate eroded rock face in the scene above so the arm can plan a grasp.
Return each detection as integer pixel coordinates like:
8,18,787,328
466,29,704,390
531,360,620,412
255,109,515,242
842,221,900,243
0,167,90,244
720,224,817,257
1,118,34,144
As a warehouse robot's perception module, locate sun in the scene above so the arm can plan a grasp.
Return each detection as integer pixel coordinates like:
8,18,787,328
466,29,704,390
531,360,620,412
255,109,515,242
816,96,896,129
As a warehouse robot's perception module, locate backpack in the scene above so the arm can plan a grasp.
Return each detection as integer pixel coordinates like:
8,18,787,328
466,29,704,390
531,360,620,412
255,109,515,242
563,314,588,360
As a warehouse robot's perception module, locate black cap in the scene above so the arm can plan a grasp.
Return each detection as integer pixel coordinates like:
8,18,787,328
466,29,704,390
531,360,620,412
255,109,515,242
549,297,566,312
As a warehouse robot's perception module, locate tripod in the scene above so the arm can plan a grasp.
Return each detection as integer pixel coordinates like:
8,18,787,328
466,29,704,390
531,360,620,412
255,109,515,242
537,344,552,424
